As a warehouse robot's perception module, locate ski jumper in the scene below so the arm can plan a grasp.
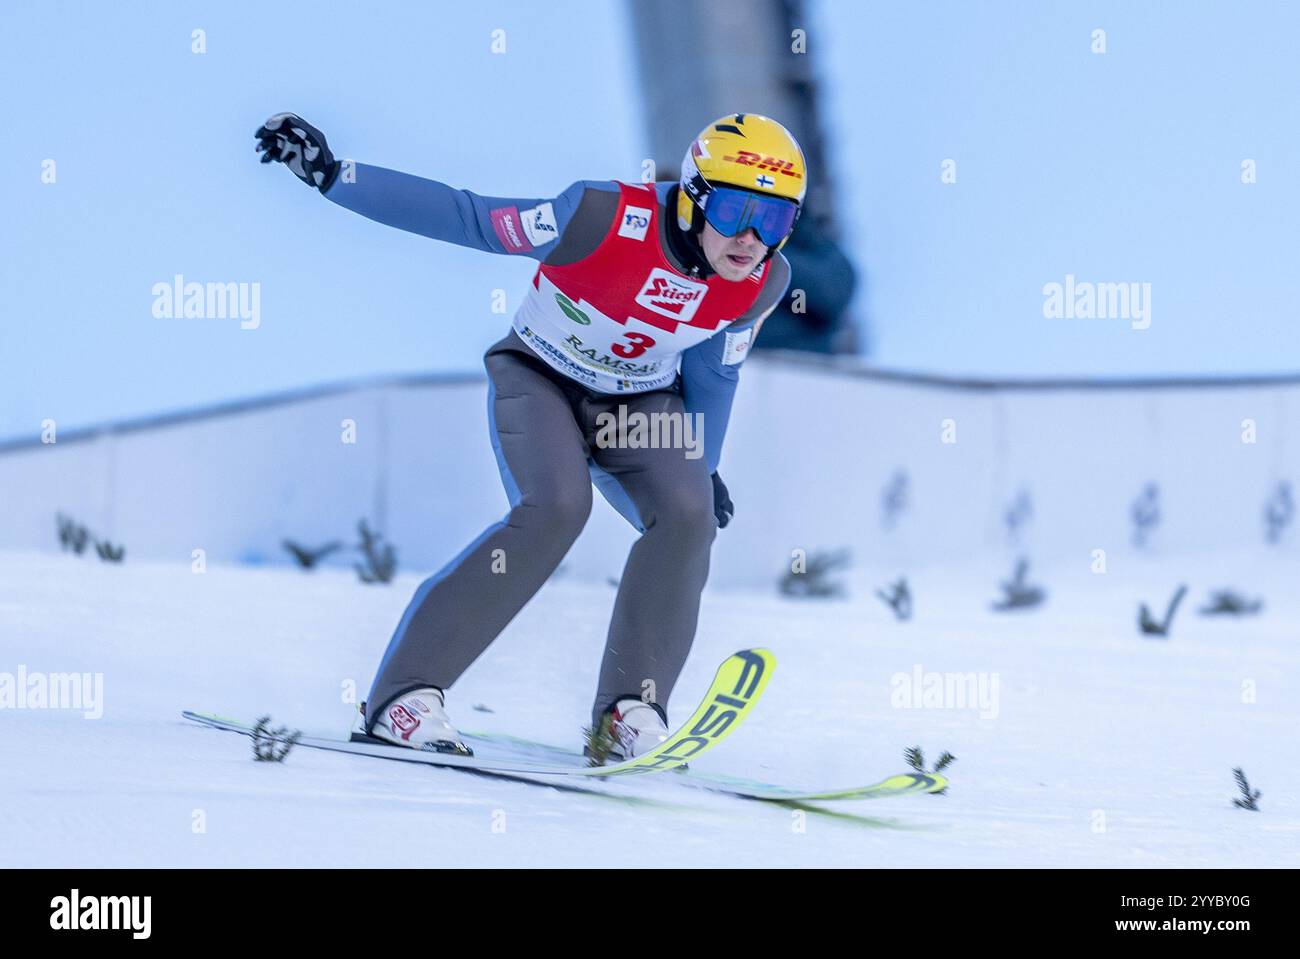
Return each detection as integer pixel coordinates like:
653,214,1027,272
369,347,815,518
325,167,790,730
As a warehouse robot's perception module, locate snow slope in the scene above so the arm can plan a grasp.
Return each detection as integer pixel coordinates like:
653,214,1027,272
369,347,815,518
2,547,1296,867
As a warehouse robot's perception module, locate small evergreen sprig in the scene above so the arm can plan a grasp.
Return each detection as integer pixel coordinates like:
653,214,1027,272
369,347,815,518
880,469,909,531
282,539,344,569
1264,480,1293,545
1131,482,1161,549
57,513,126,563
905,746,955,794
778,548,852,599
95,539,125,562
1139,584,1187,637
355,519,397,584
1232,767,1260,811
1003,488,1034,545
56,513,90,554
1198,589,1263,617
874,577,912,621
251,715,301,762
991,556,1046,612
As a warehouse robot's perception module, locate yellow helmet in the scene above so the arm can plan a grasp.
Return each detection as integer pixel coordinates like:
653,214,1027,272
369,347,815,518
677,113,807,253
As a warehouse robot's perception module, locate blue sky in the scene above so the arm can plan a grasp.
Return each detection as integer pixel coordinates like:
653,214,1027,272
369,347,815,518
817,0,1300,376
2,1,1297,442
0,1,643,442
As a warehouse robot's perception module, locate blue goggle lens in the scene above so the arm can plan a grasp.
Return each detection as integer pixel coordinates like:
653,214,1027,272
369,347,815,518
702,187,798,247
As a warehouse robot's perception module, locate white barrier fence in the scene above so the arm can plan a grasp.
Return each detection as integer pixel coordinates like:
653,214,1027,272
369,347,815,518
2,357,1297,589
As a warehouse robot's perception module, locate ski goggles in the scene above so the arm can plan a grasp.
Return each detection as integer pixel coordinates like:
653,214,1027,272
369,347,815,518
701,186,799,247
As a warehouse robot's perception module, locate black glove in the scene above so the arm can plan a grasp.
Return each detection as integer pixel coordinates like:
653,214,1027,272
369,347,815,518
711,472,734,529
255,112,340,193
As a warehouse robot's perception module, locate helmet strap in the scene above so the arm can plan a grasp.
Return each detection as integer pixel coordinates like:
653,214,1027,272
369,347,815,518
665,184,714,279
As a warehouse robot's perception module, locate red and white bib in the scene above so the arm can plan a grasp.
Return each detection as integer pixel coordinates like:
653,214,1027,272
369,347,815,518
511,182,768,393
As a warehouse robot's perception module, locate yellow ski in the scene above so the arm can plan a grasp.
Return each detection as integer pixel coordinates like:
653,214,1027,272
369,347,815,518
183,648,773,781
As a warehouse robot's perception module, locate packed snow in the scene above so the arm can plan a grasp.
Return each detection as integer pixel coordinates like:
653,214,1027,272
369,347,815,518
2,545,1296,867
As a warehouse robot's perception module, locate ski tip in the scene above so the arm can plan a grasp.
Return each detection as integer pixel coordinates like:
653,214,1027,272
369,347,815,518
730,648,777,673
907,772,948,793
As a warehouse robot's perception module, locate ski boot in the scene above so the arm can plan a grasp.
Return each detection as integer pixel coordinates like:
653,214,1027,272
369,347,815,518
587,699,670,764
354,689,472,756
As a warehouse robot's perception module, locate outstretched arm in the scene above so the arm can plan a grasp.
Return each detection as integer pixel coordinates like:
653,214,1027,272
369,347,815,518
325,164,591,261
255,111,588,261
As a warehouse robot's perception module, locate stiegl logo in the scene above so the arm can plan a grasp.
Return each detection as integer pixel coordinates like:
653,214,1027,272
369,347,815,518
50,890,151,939
634,268,708,323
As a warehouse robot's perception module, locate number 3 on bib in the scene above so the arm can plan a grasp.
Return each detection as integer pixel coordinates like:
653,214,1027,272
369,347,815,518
613,331,656,359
